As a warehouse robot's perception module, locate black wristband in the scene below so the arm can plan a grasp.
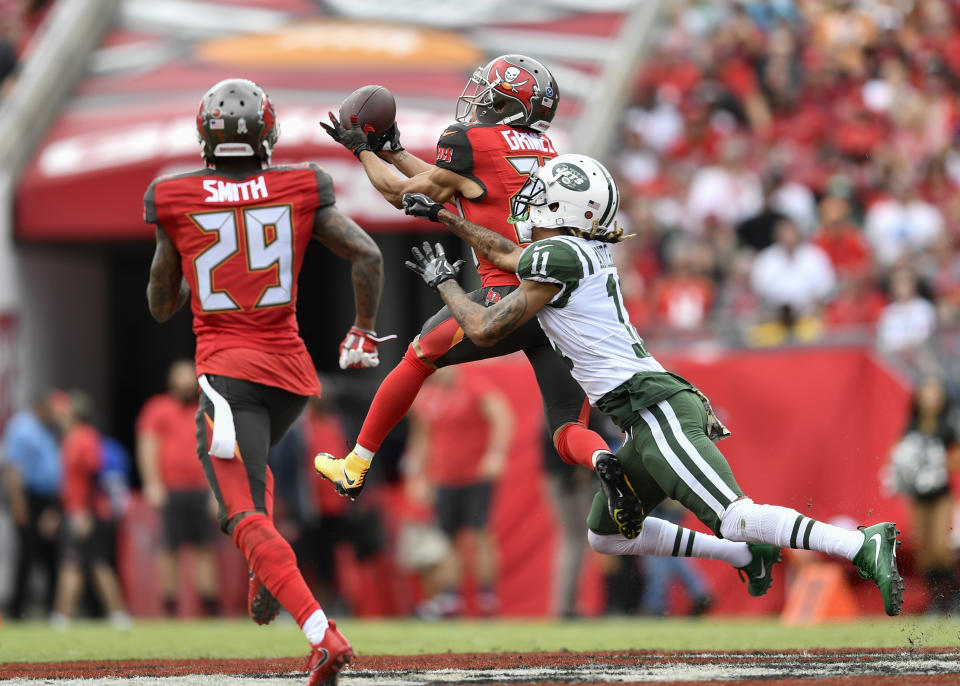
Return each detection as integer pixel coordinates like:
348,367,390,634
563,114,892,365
427,203,442,222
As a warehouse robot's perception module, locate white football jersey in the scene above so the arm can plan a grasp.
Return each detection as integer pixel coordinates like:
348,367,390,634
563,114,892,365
516,235,666,403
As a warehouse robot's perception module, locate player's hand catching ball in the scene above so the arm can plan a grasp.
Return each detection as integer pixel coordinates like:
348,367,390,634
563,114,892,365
402,193,443,222
319,112,373,157
405,241,463,290
338,327,397,370
375,123,404,153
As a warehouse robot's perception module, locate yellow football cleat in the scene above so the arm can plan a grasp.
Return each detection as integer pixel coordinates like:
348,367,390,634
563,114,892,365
314,450,371,500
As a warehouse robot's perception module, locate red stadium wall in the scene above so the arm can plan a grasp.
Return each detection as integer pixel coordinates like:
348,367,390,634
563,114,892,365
118,347,913,617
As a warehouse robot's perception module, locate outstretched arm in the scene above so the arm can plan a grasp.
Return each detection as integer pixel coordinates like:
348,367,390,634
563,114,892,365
402,193,523,272
437,278,556,347
379,148,434,178
405,242,557,347
320,113,480,207
357,151,479,208
312,205,384,330
147,226,190,323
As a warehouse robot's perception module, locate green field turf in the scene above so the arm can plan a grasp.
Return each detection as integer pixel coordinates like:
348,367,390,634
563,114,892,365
2,616,959,663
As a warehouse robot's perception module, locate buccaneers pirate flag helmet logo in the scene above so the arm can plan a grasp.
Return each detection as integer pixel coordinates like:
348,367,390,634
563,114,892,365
456,54,559,133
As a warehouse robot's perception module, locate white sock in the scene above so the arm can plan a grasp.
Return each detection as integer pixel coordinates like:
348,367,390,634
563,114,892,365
302,609,329,645
590,450,607,467
587,517,752,568
719,498,865,561
352,445,374,462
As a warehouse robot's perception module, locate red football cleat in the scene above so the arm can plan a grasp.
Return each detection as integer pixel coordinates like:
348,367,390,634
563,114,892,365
305,619,354,686
248,570,280,626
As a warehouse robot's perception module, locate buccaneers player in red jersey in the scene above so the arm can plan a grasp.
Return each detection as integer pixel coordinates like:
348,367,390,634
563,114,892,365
317,55,645,540
145,78,388,685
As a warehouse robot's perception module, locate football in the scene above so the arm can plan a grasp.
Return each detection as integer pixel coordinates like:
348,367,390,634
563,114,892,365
339,85,396,136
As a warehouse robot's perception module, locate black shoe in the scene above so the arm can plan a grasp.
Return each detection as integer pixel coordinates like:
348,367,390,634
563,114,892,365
690,595,714,617
594,452,644,539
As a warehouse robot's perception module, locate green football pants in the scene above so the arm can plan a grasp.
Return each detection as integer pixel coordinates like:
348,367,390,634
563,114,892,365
587,389,744,536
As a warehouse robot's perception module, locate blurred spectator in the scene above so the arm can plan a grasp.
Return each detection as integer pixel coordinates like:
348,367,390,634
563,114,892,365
686,137,763,233
50,391,130,629
812,195,873,281
2,391,61,619
749,217,836,344
649,236,716,332
135,360,219,617
877,266,937,353
640,500,713,617
403,365,513,619
736,173,789,251
865,171,944,269
824,273,887,333
887,375,960,614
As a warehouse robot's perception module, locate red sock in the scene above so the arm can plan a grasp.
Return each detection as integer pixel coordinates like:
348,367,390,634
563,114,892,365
554,423,609,470
233,514,319,627
357,345,433,452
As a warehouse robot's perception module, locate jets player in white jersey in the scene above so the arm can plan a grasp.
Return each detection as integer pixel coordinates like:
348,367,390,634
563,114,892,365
402,154,904,615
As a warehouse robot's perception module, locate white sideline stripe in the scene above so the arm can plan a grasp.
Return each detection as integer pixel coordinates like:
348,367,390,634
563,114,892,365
658,400,739,503
197,374,236,459
4,654,960,684
639,407,725,518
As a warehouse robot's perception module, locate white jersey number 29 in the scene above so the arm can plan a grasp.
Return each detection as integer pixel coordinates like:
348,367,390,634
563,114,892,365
190,205,293,312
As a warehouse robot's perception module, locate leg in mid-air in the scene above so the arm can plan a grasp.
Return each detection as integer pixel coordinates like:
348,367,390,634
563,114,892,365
198,375,353,685
316,286,639,519
593,388,904,615
525,340,644,539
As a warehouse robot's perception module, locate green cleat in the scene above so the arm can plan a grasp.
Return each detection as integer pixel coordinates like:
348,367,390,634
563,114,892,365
737,543,782,597
852,522,904,616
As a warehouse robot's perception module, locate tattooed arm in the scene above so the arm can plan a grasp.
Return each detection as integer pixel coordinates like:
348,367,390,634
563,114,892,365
147,226,190,323
436,208,523,273
435,278,558,347
378,149,433,177
313,205,384,330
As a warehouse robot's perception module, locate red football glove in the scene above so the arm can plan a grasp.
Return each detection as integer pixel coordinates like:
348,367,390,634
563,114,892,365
338,327,397,369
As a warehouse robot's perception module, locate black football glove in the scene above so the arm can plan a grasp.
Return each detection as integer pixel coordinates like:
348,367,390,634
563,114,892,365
404,241,463,290
402,193,443,222
374,123,404,153
319,112,373,158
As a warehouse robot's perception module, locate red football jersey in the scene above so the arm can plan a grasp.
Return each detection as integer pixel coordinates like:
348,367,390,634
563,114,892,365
144,164,334,396
435,122,558,287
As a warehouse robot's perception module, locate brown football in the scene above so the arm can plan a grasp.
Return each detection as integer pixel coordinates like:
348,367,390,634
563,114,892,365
339,85,396,136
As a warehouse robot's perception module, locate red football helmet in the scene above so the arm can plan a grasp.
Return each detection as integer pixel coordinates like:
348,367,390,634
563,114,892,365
456,54,559,132
196,78,279,166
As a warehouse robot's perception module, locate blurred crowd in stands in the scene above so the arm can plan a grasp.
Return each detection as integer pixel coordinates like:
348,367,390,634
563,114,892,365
613,0,960,382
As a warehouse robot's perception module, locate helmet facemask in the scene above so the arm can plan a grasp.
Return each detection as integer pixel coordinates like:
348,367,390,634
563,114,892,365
509,171,547,242
456,67,495,124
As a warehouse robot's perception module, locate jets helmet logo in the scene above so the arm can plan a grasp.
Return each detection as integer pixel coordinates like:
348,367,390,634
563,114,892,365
553,163,589,191
488,58,538,116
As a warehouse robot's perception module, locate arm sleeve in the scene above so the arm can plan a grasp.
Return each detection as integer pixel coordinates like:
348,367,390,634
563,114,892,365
310,164,336,209
143,179,160,224
135,397,161,436
434,124,476,177
516,239,585,306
